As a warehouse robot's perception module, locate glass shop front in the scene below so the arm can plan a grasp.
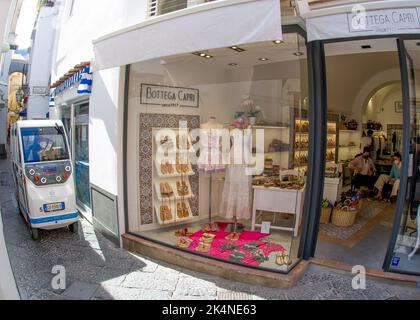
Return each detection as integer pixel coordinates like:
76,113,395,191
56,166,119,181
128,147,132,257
126,31,309,273
124,29,420,277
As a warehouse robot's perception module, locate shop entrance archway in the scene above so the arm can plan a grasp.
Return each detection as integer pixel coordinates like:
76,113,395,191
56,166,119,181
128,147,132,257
300,35,420,276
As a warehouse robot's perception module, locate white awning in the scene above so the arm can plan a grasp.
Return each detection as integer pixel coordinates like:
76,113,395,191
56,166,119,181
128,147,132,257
93,0,282,70
307,6,420,42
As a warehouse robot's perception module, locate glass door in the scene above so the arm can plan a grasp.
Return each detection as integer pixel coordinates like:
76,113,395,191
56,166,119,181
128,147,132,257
385,39,420,275
74,102,91,212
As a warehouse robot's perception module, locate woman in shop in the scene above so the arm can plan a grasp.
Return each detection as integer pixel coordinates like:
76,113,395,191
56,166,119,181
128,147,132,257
374,152,401,202
349,146,376,191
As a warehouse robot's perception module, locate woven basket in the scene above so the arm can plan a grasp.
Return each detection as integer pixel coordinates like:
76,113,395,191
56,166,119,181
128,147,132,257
331,208,358,227
320,207,332,224
356,199,365,218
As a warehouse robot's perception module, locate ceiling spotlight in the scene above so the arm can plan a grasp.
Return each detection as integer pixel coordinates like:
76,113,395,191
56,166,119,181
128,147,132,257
205,55,212,59
293,52,304,56
229,46,245,52
192,52,201,56
199,53,206,57
273,40,284,44
259,58,269,61
228,63,238,66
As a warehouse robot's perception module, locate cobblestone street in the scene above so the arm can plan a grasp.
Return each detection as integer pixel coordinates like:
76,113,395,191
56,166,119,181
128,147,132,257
1,158,420,300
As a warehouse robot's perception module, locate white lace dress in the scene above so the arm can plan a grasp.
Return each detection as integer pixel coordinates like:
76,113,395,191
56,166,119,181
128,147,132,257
219,129,252,220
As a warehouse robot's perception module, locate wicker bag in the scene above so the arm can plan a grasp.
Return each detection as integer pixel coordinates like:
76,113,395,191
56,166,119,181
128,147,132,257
331,207,358,227
320,207,332,224
356,198,365,218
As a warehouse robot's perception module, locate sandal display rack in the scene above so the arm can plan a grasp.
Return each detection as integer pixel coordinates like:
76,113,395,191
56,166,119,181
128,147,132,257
152,128,195,225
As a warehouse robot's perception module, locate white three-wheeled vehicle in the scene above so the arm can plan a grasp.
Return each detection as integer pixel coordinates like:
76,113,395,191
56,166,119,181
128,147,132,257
10,120,79,240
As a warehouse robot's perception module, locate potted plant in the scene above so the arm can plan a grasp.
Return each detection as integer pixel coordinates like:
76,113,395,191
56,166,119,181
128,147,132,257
247,106,261,125
241,96,261,125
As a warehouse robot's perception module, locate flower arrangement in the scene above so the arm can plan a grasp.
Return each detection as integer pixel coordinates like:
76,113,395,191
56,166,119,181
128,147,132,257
230,116,250,129
241,96,261,124
247,105,262,118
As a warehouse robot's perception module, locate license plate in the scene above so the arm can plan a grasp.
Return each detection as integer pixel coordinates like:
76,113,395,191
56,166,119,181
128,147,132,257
43,202,65,212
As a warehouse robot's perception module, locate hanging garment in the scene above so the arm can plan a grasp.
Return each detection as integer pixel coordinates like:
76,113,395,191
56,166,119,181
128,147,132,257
220,129,252,220
392,132,397,152
197,129,226,173
220,165,252,220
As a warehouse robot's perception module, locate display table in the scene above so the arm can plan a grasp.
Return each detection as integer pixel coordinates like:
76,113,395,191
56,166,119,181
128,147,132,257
323,177,342,204
251,186,305,236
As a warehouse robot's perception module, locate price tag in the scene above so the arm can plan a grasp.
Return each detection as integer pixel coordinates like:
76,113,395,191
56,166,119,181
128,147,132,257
261,221,271,234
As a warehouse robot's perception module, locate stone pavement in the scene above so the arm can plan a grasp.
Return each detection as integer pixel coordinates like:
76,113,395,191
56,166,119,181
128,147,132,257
1,158,420,300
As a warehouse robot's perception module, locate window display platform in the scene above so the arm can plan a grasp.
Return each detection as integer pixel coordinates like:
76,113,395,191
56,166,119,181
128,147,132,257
122,232,310,289
137,217,300,273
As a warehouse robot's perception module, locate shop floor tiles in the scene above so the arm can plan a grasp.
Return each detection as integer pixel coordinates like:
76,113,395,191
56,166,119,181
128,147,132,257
318,201,395,248
316,223,394,270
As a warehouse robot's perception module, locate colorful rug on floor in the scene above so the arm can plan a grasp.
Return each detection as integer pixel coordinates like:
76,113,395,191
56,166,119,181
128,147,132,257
318,200,393,247
185,222,285,266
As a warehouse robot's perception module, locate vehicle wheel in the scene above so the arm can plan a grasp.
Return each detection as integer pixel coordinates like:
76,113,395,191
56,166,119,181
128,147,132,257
69,222,79,233
30,227,39,241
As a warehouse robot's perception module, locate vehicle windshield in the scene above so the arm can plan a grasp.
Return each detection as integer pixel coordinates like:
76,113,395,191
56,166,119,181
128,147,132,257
21,126,70,163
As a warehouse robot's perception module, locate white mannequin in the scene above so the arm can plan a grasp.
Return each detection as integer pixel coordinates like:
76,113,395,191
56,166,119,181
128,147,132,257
200,116,224,130
199,117,225,225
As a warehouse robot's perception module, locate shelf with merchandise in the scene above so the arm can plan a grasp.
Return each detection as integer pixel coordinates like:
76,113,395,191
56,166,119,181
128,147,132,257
154,154,195,178
154,200,193,225
152,127,196,226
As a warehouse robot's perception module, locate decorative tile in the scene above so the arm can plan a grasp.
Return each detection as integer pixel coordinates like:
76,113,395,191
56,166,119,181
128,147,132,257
139,113,200,225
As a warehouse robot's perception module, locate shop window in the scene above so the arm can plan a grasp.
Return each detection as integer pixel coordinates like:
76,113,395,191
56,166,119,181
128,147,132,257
74,103,91,210
388,39,420,275
127,32,308,273
58,105,72,148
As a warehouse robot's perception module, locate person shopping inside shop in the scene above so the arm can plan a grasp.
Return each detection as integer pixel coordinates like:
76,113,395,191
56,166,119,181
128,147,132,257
360,129,373,154
349,146,376,191
374,152,401,202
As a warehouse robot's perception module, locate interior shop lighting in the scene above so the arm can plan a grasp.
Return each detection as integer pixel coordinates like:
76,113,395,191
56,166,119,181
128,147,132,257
259,58,269,61
293,52,304,56
273,40,284,44
192,52,213,59
229,46,246,52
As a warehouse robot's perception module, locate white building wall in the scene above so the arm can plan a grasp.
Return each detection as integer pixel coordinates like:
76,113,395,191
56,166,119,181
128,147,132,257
50,0,148,241
52,0,148,82
26,4,58,119
89,67,121,196
0,0,20,300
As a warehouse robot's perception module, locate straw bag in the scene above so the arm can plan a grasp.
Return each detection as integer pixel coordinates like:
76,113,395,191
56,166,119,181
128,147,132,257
331,207,358,227
320,207,332,224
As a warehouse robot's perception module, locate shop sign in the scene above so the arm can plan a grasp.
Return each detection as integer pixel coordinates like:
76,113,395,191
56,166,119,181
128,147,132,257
32,86,48,95
348,8,420,34
140,84,199,108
